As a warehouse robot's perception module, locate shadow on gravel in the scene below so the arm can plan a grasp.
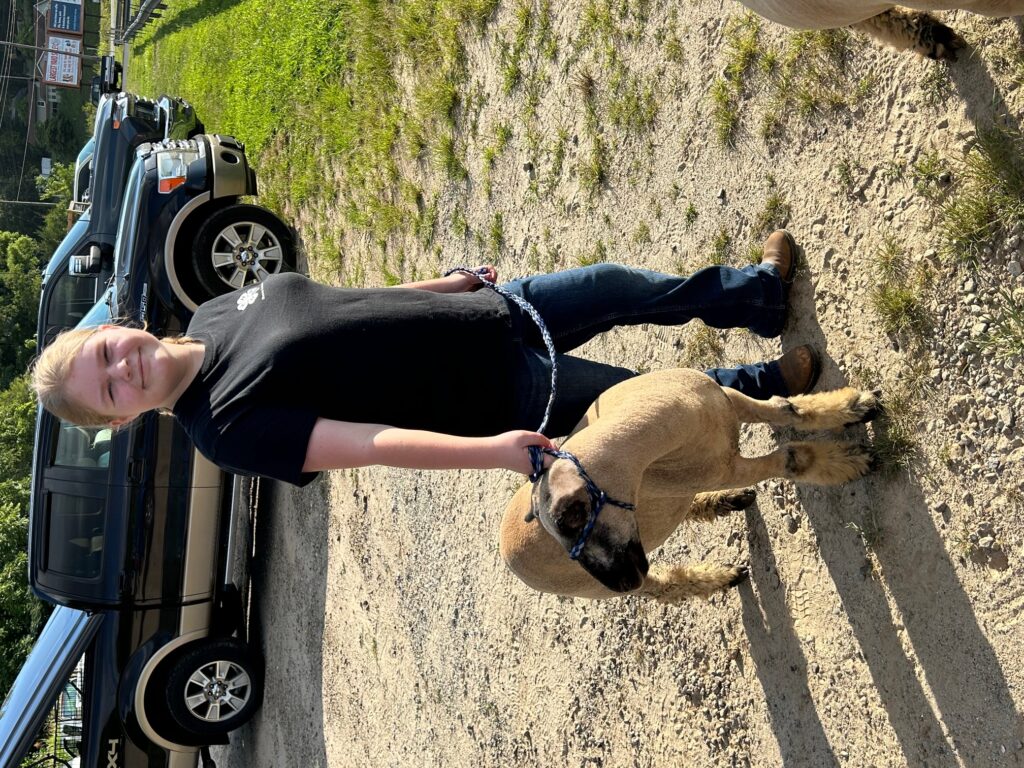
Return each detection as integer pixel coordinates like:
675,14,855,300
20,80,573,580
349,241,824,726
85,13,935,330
221,478,331,768
739,506,839,768
797,472,1024,766
754,270,1023,763
948,41,1022,140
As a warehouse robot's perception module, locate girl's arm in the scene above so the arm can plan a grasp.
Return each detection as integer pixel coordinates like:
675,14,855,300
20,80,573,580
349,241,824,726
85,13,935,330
397,265,498,293
302,417,554,475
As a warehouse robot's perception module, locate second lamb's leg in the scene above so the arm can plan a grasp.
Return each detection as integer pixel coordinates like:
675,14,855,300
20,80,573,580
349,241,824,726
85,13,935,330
724,442,874,488
723,388,881,432
687,489,757,522
635,563,748,603
850,8,965,61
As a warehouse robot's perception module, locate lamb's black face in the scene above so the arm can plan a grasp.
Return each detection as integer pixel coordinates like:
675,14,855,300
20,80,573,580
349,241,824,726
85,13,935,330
575,530,649,593
531,469,649,593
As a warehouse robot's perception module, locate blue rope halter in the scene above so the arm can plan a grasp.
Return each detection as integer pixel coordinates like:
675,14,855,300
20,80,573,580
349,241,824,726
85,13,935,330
445,267,635,560
528,446,636,560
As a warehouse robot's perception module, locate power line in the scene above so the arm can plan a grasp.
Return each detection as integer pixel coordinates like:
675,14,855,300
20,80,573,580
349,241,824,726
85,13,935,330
0,1,17,133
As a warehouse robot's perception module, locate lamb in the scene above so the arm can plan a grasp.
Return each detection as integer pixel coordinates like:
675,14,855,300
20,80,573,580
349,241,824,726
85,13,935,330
499,368,881,603
735,2,1024,60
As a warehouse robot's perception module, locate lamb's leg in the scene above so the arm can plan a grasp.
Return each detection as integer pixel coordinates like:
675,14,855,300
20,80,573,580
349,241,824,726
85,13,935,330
850,8,965,61
686,488,757,522
636,562,748,604
724,442,873,487
724,387,881,432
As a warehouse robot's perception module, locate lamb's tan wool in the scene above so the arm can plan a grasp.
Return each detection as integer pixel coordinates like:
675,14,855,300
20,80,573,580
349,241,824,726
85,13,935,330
735,2,1024,60
499,369,880,604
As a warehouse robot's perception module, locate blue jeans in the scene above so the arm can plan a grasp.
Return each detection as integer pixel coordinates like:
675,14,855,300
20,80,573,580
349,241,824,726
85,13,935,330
500,263,790,436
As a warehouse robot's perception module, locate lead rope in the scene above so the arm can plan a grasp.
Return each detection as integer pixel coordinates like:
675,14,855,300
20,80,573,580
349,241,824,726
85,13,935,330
445,267,635,560
444,267,559,435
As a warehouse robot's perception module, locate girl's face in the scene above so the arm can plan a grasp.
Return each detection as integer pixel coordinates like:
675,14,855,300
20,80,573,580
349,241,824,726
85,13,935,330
64,326,182,425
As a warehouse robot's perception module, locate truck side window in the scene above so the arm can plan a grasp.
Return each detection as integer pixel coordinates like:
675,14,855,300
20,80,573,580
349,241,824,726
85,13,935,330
46,494,104,578
53,423,110,469
44,272,98,346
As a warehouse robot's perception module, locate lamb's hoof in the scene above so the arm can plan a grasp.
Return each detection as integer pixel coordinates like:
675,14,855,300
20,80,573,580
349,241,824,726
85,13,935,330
718,488,757,514
727,565,750,588
843,389,884,427
921,20,966,62
846,444,876,479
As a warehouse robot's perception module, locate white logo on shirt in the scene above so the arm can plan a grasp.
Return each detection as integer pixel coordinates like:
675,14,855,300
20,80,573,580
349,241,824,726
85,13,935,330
236,282,266,311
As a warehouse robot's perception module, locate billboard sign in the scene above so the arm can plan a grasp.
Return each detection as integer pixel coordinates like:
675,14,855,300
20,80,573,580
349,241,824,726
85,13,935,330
47,0,83,34
42,35,81,88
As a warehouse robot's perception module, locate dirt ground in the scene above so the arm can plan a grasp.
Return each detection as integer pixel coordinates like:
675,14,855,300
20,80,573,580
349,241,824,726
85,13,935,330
212,2,1024,766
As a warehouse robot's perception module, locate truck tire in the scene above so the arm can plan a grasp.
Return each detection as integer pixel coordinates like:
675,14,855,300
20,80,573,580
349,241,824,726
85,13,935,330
192,204,295,300
164,638,264,739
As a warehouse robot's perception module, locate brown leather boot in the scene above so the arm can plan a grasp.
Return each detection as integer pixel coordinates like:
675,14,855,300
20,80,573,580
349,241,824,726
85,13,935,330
761,229,798,283
776,344,821,395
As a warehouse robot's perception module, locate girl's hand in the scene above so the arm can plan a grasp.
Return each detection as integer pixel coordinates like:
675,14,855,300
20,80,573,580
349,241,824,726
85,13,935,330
460,264,498,291
488,430,556,474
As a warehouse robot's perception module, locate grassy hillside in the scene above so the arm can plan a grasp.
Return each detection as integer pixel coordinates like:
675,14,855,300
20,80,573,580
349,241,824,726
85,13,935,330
130,0,496,267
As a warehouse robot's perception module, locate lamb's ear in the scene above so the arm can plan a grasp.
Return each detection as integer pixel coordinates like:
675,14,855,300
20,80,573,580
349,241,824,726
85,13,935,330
524,508,537,523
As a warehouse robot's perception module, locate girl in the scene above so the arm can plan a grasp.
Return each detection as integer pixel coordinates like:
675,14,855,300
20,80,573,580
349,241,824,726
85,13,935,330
32,231,817,486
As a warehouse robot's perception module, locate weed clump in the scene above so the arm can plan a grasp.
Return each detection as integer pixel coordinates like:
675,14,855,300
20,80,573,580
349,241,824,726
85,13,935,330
870,235,933,340
938,126,1024,267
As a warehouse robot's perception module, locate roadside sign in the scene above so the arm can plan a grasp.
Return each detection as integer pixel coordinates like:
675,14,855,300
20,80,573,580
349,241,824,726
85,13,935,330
42,35,81,87
47,0,83,34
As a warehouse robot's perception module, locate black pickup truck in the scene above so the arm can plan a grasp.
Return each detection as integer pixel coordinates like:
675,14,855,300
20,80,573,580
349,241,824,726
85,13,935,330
0,124,296,767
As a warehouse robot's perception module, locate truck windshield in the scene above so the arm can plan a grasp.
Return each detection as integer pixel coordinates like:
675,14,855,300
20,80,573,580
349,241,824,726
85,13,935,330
43,272,98,346
112,159,145,295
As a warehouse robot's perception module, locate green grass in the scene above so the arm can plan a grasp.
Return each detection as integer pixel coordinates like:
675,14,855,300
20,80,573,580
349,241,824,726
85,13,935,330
711,79,739,147
681,325,724,368
481,123,513,197
920,62,952,107
709,13,760,148
129,0,500,276
579,134,608,196
759,28,863,146
937,126,1024,267
499,0,534,94
607,63,658,133
578,239,608,266
869,237,932,339
849,361,929,474
754,189,790,237
834,156,859,194
452,206,469,238
911,150,949,200
632,221,652,246
723,13,760,83
683,202,698,228
976,287,1024,361
488,212,505,258
709,227,731,266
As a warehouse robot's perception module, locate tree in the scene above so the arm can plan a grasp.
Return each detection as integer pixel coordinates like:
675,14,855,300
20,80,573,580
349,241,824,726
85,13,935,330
0,232,42,390
0,375,46,700
35,163,76,261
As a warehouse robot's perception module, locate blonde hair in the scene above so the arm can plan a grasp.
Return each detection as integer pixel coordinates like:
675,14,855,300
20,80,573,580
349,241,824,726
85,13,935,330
31,327,112,427
30,326,198,428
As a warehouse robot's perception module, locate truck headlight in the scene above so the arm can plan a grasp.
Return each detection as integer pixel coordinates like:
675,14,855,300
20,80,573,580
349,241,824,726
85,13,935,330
157,150,200,193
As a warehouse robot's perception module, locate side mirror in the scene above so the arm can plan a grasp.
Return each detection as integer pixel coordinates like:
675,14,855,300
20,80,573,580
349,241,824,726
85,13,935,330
69,246,104,277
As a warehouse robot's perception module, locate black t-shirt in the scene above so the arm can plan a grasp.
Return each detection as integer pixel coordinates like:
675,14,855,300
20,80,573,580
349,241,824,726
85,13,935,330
173,273,516,486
